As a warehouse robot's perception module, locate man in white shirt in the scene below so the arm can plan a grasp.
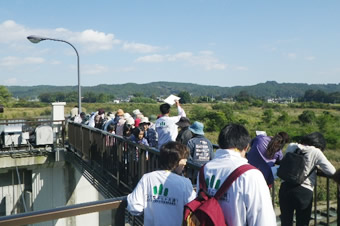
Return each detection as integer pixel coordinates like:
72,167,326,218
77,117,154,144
198,123,277,226
156,100,186,149
127,142,196,226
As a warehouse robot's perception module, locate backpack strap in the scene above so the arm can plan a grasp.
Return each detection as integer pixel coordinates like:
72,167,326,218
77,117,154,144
214,164,256,200
199,164,207,191
294,147,317,181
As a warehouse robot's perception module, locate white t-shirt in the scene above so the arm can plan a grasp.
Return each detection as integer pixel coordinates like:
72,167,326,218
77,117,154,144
127,170,196,226
198,149,277,226
155,106,186,149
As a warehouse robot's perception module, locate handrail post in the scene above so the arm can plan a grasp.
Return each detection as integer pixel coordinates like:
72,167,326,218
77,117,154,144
337,183,340,226
314,176,317,225
271,181,275,207
327,177,330,225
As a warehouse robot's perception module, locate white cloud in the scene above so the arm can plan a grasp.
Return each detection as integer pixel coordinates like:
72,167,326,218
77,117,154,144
119,67,136,72
136,54,165,62
0,20,28,43
82,64,108,75
190,54,227,70
199,50,214,55
0,56,45,66
0,20,120,52
168,52,192,61
305,56,316,61
122,42,160,53
50,60,61,65
135,51,227,71
287,53,297,59
234,66,248,71
4,77,18,85
74,29,120,51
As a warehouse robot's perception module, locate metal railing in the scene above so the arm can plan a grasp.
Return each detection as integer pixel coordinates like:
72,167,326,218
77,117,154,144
67,121,340,225
0,196,127,226
67,122,203,191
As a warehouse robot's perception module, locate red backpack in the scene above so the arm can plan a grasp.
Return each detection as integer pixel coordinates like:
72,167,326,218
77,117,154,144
183,164,256,226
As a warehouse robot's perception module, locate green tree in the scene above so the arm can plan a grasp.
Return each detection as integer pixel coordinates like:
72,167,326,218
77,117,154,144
204,111,227,132
64,91,78,102
97,93,110,103
212,103,234,122
298,110,316,124
277,111,290,123
262,109,274,123
133,92,143,97
177,91,192,104
317,111,334,132
130,97,156,103
83,92,97,103
234,91,252,102
0,86,12,104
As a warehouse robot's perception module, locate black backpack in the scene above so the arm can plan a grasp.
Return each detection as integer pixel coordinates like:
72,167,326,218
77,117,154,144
277,148,315,185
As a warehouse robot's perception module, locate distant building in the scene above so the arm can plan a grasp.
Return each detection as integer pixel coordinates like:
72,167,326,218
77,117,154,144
156,97,164,102
267,97,294,104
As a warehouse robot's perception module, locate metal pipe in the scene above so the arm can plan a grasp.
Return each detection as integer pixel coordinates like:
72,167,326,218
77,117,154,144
27,35,81,114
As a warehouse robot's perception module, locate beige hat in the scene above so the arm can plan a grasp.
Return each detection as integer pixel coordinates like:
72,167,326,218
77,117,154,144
117,109,124,116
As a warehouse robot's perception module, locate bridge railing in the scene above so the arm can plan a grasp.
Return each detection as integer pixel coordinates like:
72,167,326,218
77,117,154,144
67,121,339,225
0,196,127,226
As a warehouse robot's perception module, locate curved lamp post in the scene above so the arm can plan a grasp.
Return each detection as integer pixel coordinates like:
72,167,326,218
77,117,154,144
27,35,81,114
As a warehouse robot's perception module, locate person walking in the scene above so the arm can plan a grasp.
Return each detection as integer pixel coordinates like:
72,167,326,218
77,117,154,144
197,123,276,225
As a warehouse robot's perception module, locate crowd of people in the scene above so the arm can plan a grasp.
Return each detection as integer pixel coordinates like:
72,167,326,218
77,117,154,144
71,103,337,226
70,100,214,163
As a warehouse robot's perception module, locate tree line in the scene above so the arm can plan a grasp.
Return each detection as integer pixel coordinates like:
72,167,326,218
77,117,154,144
301,89,340,103
2,84,340,105
7,81,340,100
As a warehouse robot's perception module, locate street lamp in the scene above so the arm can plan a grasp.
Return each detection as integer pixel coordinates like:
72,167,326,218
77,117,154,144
27,35,82,114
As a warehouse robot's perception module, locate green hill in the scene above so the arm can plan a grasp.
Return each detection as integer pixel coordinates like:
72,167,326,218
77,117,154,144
7,81,340,99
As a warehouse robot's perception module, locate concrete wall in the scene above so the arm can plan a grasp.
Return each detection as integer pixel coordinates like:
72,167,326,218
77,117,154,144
0,154,111,226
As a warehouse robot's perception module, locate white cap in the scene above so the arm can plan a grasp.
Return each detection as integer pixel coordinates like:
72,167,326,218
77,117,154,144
133,109,141,115
140,117,150,124
126,117,135,125
124,113,132,119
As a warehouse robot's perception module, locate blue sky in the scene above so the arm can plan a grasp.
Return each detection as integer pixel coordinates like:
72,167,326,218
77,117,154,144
0,0,340,87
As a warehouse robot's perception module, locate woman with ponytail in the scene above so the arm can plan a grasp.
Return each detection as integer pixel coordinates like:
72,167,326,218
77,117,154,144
247,131,290,186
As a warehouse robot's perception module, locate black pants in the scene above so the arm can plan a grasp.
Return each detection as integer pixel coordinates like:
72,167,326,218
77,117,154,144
279,182,313,226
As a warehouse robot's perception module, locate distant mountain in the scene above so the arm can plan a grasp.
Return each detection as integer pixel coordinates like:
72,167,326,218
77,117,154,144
7,81,340,99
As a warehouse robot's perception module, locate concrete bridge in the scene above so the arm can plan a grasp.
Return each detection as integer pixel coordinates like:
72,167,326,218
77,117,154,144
0,119,339,225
